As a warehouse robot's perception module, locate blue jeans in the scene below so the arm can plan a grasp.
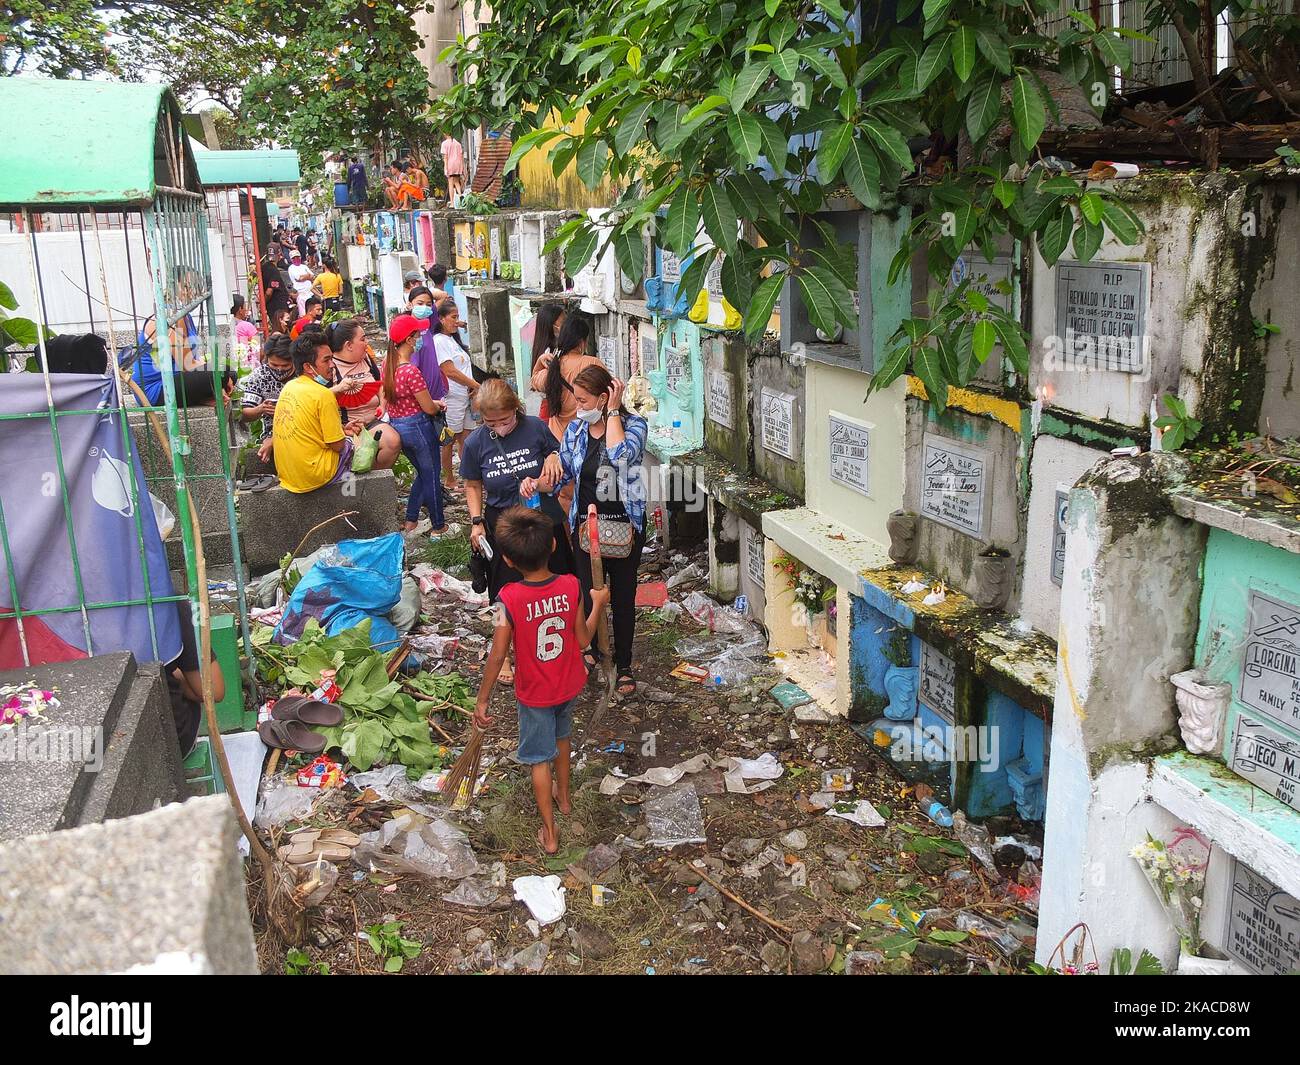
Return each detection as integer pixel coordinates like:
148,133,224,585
390,414,445,529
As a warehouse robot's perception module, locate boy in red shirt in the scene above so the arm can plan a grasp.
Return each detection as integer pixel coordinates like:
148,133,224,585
474,506,607,854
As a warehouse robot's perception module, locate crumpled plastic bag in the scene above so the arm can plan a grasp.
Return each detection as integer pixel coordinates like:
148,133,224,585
512,874,566,924
411,563,488,606
254,775,320,828
352,813,479,880
681,590,757,636
276,534,404,649
389,574,422,634
442,878,503,908
351,764,424,803
644,781,707,848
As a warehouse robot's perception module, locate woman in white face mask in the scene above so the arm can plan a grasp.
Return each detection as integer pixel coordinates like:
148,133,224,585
461,379,573,686
555,364,649,696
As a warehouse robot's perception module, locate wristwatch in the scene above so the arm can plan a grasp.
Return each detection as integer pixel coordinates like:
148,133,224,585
471,516,484,526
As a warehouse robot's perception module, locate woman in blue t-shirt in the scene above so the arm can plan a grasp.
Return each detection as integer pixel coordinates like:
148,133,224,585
462,379,575,685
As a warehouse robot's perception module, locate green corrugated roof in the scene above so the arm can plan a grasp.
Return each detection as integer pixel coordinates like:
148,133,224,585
0,78,198,208
193,148,301,187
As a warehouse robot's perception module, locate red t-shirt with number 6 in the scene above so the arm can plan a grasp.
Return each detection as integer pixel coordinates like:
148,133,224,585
496,574,587,707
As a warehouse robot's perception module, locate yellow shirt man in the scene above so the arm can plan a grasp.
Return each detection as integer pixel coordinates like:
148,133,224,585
316,270,343,299
272,375,343,492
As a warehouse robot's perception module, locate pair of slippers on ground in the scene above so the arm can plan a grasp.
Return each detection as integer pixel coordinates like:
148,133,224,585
256,694,342,753
277,826,361,865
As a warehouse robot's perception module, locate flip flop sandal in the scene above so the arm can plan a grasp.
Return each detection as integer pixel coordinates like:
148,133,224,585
317,828,361,847
280,842,351,865
237,474,278,492
616,673,637,696
257,717,327,754
271,695,343,727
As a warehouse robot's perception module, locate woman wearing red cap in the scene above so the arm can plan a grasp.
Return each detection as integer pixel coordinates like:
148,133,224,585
384,313,456,538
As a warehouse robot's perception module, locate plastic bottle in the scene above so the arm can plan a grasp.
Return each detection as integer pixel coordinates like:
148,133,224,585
524,492,541,510
671,419,683,445
914,783,954,827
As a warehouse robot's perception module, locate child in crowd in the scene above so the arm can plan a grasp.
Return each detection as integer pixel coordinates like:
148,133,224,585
473,506,608,854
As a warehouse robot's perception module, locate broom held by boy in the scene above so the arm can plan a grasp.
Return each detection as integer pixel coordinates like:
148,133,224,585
473,506,608,853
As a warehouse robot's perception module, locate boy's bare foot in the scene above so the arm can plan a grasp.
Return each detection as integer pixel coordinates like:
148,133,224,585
537,825,559,854
552,782,572,817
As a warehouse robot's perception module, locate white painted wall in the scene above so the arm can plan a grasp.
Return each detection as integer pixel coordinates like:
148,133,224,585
1019,435,1109,637
1,229,232,335
1029,190,1193,428
803,360,907,548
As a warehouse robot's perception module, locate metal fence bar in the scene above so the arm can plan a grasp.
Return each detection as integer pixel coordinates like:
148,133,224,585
21,208,95,659
143,203,203,649
93,206,163,663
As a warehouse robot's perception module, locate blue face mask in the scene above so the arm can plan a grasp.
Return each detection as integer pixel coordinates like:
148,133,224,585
411,305,434,320
313,373,331,387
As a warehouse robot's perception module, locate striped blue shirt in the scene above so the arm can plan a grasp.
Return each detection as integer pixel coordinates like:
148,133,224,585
557,412,649,533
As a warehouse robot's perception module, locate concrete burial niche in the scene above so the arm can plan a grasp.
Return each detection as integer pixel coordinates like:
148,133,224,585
0,795,257,974
0,651,185,844
931,244,1020,391
702,331,749,469
1019,434,1111,637
748,336,806,499
1030,171,1300,439
646,316,705,458
902,399,1024,602
592,310,627,380
238,469,398,569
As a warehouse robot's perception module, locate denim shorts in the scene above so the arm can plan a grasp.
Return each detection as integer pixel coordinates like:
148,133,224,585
516,696,576,764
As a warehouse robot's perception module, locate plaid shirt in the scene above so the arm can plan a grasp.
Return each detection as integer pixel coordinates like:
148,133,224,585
557,412,648,533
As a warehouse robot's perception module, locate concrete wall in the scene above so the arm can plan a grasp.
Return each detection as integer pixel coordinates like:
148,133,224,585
1029,172,1297,440
804,361,907,548
902,399,1023,600
1037,454,1206,967
1019,434,1110,637
748,340,805,498
1250,183,1300,438
702,332,749,471
516,107,616,211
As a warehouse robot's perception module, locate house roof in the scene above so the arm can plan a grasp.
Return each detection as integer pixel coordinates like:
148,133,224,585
192,147,301,188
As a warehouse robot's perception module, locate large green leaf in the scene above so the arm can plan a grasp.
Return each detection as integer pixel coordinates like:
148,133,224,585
976,27,1011,74
913,344,948,412
564,225,600,276
972,319,997,364
1072,217,1103,262
771,49,801,81
755,115,790,170
1010,73,1046,152
743,273,785,340
683,93,729,125
727,112,764,165
816,122,854,183
1038,206,1074,266
614,226,646,284
861,117,915,171
614,99,655,157
725,171,780,221
796,266,854,337
0,282,16,312
0,317,41,346
842,136,883,209
965,74,1001,141
916,33,950,90
700,182,739,254
1094,32,1130,70
665,185,701,255
576,138,609,188
951,27,977,82
732,60,771,112
721,249,755,308
678,248,715,308
1101,200,1143,245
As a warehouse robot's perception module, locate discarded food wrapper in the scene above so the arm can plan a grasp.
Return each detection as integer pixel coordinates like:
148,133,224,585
822,767,854,792
310,670,341,704
827,798,886,828
1088,159,1139,180
406,633,461,658
297,755,345,789
591,884,615,907
670,662,710,683
865,897,922,929
512,874,566,924
899,576,928,595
